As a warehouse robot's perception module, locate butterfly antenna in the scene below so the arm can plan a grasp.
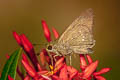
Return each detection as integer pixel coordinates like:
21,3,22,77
32,43,47,46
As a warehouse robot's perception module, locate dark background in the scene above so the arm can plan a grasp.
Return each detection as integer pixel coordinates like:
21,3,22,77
0,0,120,79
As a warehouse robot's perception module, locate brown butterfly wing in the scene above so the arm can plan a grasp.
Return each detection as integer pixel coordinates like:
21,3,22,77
58,9,95,54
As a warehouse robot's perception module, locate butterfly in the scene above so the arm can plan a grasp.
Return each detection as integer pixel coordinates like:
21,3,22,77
46,8,95,56
44,9,96,65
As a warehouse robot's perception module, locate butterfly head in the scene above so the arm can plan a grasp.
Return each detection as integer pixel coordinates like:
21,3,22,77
46,44,53,51
46,42,57,53
46,42,62,56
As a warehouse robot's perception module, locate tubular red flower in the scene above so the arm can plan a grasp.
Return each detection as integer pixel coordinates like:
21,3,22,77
52,75,59,80
55,57,64,68
52,27,59,39
22,53,29,64
20,34,39,71
67,66,78,79
40,75,52,80
67,66,78,74
87,76,92,80
40,51,46,66
54,57,65,74
41,20,51,42
22,59,37,77
59,64,68,80
8,75,14,80
93,68,111,76
20,35,31,53
54,62,64,74
37,70,48,75
20,34,33,50
86,54,93,64
95,76,106,80
83,60,99,79
80,54,87,70
11,21,111,80
13,31,22,46
37,63,42,71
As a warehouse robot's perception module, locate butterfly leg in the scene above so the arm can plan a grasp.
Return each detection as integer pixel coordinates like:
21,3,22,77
47,52,54,66
53,55,58,62
65,54,72,66
70,55,72,66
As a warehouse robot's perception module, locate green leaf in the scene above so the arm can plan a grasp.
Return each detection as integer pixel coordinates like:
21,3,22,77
0,48,22,80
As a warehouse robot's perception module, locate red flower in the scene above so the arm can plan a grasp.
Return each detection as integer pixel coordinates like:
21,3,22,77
40,20,111,80
13,31,22,46
41,20,51,42
93,68,111,76
12,20,111,80
82,60,99,79
52,27,59,39
80,54,87,70
13,32,39,71
59,64,68,80
72,54,111,80
22,51,65,80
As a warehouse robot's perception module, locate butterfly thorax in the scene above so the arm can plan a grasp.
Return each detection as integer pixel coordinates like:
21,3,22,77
46,41,72,56
53,42,73,56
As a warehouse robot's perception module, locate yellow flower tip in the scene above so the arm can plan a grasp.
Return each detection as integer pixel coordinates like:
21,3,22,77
49,65,54,70
51,71,54,75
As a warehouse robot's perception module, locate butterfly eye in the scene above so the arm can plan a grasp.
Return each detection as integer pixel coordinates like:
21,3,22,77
47,45,52,50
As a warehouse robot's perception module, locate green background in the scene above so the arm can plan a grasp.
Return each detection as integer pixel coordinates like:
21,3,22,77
0,0,119,79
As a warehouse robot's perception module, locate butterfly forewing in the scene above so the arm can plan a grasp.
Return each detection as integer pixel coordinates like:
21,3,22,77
57,8,95,54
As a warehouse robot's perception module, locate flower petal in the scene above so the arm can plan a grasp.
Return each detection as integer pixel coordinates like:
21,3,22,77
52,75,59,80
41,20,51,42
13,31,22,46
86,54,93,64
37,70,48,75
37,63,42,71
22,53,29,64
22,59,37,77
80,54,87,70
8,75,14,80
55,57,64,68
70,71,78,79
93,68,111,76
54,57,65,74
20,34,33,50
67,66,78,79
83,60,99,79
59,64,68,80
20,35,31,53
87,76,92,80
20,34,39,71
40,75,52,80
52,27,59,39
95,76,106,80
54,63,64,74
40,51,46,66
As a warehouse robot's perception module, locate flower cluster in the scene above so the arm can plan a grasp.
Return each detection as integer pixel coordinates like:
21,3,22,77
8,20,111,80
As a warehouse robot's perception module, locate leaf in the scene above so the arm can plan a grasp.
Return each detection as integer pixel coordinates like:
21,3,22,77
0,48,22,80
